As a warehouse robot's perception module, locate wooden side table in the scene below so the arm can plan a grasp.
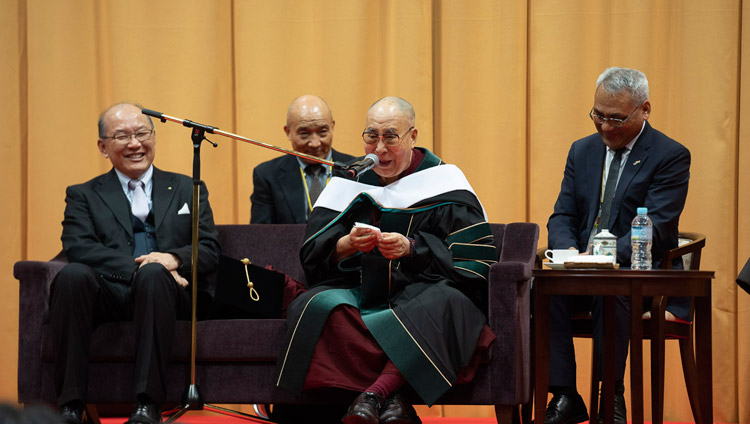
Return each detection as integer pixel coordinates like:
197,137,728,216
532,269,714,424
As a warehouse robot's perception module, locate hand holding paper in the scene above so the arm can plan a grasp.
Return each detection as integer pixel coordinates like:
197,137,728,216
350,222,382,252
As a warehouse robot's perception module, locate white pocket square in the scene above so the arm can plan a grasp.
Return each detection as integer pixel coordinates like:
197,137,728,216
177,203,190,215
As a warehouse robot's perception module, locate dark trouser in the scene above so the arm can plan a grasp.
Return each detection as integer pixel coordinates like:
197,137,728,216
548,294,630,391
49,262,191,406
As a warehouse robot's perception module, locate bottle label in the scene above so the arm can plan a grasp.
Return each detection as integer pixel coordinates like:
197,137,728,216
631,225,652,241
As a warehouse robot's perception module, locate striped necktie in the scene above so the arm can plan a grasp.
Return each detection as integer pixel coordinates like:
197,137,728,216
306,164,324,206
598,148,626,231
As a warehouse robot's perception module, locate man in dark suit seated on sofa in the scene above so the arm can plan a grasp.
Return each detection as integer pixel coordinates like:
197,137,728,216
50,102,220,424
250,94,354,224
544,67,690,424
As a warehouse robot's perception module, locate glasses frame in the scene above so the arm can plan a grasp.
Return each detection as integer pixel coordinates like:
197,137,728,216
589,103,643,128
362,126,414,147
104,128,155,143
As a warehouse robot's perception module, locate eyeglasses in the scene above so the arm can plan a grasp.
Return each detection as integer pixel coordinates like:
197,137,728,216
589,104,642,128
362,126,414,146
104,129,154,143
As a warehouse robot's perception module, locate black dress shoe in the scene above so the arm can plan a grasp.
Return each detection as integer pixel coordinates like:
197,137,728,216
59,401,84,424
544,393,589,424
341,392,382,424
379,392,422,424
125,400,162,424
597,393,627,424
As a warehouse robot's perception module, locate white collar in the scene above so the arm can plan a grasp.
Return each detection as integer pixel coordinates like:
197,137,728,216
313,164,487,220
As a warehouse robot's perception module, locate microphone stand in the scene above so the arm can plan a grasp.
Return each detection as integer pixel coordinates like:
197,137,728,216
143,108,348,168
141,107,334,424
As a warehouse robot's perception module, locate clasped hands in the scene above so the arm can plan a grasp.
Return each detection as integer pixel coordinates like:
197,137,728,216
134,252,189,288
342,226,411,260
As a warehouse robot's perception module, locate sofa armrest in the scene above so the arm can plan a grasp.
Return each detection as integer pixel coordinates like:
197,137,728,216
486,260,532,404
499,222,540,265
485,222,538,405
13,260,66,402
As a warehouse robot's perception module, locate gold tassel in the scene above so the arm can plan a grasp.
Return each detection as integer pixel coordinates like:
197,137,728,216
240,258,260,301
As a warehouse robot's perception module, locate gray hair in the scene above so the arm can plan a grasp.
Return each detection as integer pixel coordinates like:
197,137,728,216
596,67,649,105
98,102,153,139
369,96,415,124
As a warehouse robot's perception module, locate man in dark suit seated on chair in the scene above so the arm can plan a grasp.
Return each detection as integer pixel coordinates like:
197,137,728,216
250,94,354,224
544,67,691,424
51,102,220,424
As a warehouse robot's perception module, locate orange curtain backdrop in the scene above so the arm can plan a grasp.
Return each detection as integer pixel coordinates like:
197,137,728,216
1,0,23,410
434,0,529,225
233,0,435,224
3,1,749,422
738,2,750,422
527,1,743,422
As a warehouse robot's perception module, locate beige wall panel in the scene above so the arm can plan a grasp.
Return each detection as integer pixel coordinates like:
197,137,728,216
234,0,433,224
25,1,102,261
1,0,22,404
434,0,528,224
25,0,237,254
652,3,740,422
91,1,236,224
529,1,741,421
528,1,613,246
737,3,750,423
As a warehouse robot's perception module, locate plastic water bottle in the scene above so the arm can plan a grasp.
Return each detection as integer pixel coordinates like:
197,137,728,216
631,207,653,270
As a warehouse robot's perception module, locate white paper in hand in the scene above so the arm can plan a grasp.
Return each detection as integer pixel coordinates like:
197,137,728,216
353,222,382,239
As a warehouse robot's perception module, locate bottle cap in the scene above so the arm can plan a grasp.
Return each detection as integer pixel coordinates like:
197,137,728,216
637,207,648,215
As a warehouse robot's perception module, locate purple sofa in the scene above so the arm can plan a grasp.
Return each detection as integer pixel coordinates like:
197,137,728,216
14,222,538,423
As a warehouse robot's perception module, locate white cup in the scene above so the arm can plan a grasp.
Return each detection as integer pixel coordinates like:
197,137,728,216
544,249,579,263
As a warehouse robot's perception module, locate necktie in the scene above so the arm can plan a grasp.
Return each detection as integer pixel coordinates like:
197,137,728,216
128,179,150,222
598,148,626,231
305,164,324,207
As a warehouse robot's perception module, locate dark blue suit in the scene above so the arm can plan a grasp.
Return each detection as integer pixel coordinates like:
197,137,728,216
546,121,690,387
250,149,355,224
548,121,690,269
50,167,220,406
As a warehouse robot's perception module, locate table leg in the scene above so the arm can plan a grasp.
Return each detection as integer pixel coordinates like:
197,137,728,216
630,280,644,424
603,296,615,424
534,288,550,424
695,293,713,423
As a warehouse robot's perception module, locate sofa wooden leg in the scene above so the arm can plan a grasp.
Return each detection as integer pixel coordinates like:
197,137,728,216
495,404,513,424
85,404,101,424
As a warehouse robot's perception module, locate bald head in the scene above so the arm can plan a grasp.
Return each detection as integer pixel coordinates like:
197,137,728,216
286,95,333,127
284,95,335,163
367,96,415,126
98,102,153,139
363,96,418,185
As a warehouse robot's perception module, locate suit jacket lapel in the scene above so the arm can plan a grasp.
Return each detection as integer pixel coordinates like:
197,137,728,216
610,122,652,225
96,169,134,237
278,155,306,223
152,167,178,230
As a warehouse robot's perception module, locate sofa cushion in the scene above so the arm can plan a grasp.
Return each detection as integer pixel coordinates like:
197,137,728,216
41,319,287,363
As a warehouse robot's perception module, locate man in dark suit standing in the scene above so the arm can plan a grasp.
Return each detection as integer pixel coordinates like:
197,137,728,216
544,67,690,424
250,95,354,224
51,103,220,424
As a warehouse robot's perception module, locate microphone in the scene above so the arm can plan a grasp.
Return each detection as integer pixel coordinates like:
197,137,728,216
141,108,166,123
345,153,379,178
